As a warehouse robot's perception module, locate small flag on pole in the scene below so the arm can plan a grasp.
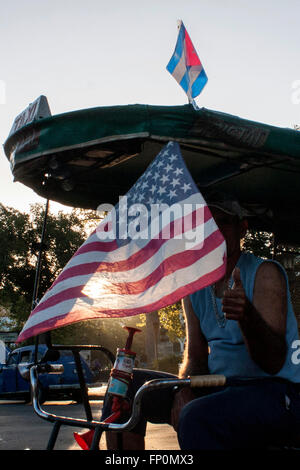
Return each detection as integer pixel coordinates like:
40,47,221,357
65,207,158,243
166,21,208,106
17,142,226,343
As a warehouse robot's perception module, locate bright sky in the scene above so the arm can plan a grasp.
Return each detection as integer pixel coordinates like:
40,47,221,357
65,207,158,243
0,0,299,213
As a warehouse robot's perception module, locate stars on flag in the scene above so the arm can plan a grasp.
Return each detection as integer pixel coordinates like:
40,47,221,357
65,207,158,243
169,153,178,163
171,178,180,188
161,174,169,184
16,140,227,344
183,182,192,193
158,186,167,196
168,189,177,199
122,142,196,211
165,163,173,172
174,167,184,177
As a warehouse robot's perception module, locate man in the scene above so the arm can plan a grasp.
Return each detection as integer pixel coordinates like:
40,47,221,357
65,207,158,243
103,196,300,450
173,197,300,449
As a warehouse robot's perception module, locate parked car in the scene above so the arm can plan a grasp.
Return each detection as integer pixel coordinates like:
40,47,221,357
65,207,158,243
0,345,96,403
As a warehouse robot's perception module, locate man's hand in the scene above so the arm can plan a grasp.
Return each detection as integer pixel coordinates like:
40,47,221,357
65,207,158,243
170,387,195,431
222,262,287,374
222,267,250,322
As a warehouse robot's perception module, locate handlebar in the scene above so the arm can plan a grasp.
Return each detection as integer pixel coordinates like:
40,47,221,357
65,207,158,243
30,365,227,432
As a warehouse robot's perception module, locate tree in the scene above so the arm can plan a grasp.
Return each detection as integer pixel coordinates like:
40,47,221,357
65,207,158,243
0,204,37,326
2,200,299,354
0,203,146,352
158,302,185,342
50,316,146,361
0,203,99,333
243,230,274,259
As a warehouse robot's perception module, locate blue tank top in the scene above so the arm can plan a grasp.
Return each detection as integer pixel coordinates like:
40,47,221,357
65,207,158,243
190,252,300,382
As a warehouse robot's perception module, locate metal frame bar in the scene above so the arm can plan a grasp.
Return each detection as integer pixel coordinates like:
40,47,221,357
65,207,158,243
30,331,116,450
30,367,196,450
73,349,93,421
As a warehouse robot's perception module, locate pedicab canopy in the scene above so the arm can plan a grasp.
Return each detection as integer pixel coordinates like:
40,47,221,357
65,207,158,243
4,97,300,341
4,97,300,247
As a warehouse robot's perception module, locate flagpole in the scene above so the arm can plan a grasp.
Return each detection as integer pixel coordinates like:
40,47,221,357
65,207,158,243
188,96,200,110
178,19,199,111
32,198,49,364
31,198,49,311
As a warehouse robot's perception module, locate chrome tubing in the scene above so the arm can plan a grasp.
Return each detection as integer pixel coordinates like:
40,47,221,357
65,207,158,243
30,365,100,429
105,374,226,432
105,377,191,432
30,365,226,432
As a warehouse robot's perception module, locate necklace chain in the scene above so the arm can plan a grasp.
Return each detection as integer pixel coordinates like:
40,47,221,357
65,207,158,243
210,277,233,328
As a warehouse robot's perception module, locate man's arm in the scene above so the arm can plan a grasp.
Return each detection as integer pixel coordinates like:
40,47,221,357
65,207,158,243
222,262,287,375
171,296,208,430
179,296,209,378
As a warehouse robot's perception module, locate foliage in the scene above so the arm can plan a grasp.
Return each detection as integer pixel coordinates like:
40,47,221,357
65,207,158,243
50,315,146,359
137,302,184,349
157,302,185,342
0,203,99,332
243,230,274,259
2,200,299,351
0,202,145,352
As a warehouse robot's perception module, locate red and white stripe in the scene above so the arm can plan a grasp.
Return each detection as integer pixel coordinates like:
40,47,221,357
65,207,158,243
17,194,226,343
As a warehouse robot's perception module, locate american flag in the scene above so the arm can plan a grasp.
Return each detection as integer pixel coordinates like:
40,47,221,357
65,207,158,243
166,21,208,103
17,142,226,343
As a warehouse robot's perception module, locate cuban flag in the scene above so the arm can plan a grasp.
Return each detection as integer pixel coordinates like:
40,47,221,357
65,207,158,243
166,21,208,104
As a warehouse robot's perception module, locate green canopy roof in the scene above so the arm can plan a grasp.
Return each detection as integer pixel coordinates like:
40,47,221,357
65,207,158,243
4,104,300,245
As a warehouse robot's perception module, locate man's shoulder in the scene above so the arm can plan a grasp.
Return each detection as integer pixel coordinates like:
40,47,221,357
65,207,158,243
240,251,263,263
256,259,287,285
238,252,263,274
240,251,273,271
240,252,286,281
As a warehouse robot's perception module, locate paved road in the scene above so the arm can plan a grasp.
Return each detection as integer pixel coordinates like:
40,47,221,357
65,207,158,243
0,399,179,451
